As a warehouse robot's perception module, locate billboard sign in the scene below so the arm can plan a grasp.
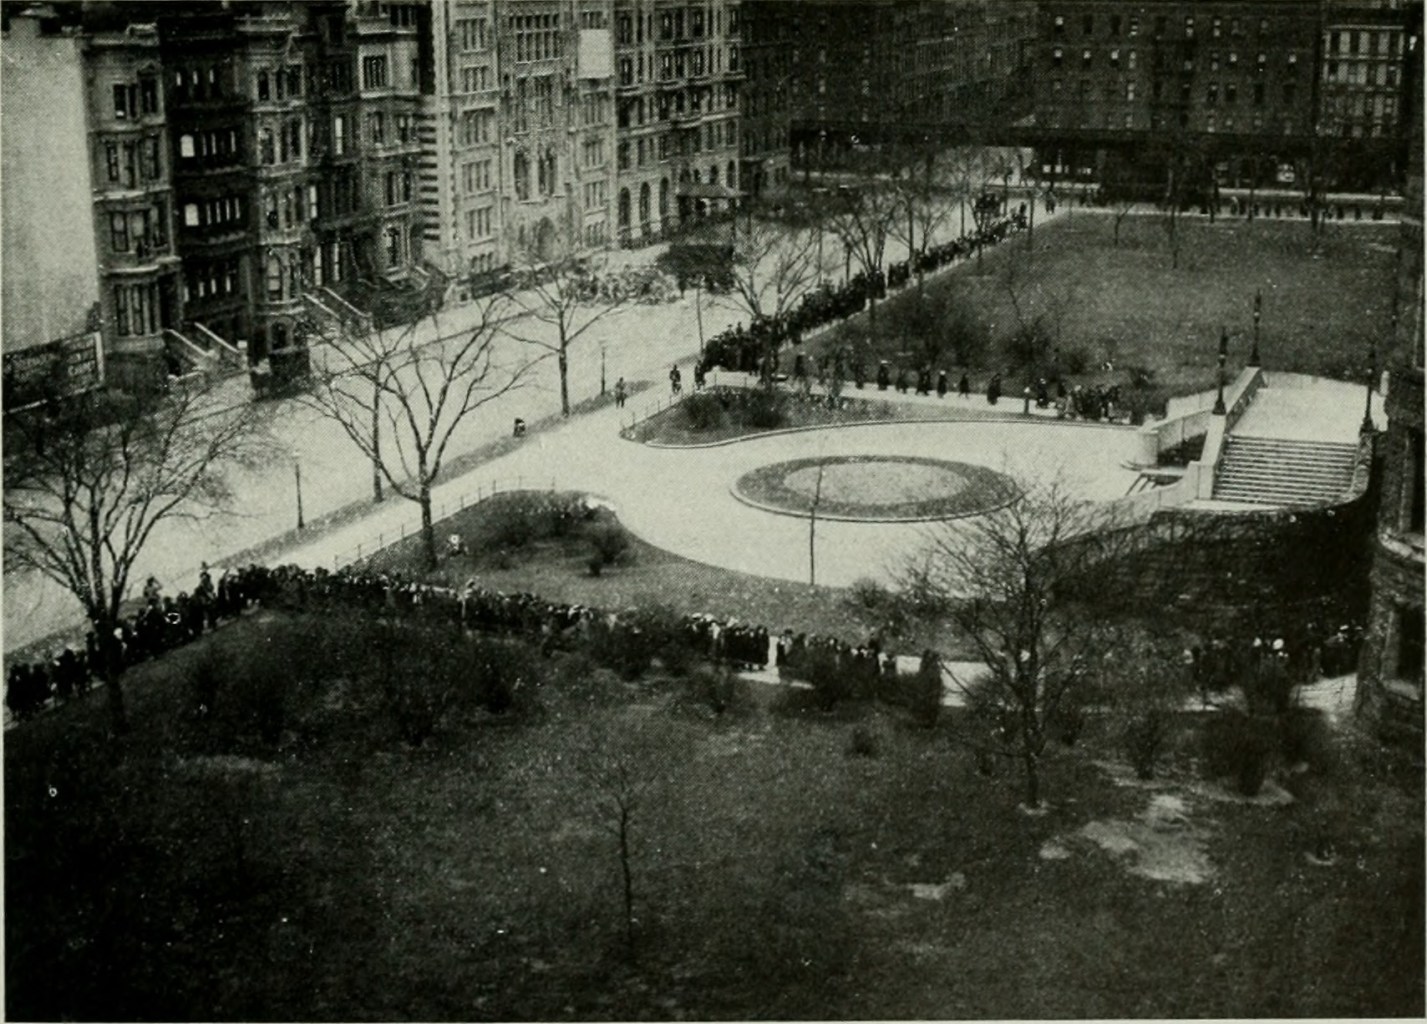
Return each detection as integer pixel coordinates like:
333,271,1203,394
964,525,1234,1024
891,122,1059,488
3,329,104,410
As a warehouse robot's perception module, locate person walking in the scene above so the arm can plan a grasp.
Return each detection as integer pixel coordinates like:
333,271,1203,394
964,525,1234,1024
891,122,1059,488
614,377,626,408
669,364,682,395
936,369,948,399
958,372,970,399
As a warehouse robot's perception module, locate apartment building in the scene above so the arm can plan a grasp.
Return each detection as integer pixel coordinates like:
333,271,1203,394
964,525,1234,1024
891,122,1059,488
423,1,502,281
1320,4,1409,139
784,0,1036,166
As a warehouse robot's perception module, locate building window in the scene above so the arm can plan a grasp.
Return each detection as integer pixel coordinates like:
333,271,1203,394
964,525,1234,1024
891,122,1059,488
513,150,530,200
113,286,129,335
333,115,346,156
258,70,270,101
140,76,158,115
183,202,199,227
266,255,283,299
385,226,401,267
371,112,385,144
105,143,121,181
1409,430,1425,534
110,212,129,252
363,55,389,90
260,127,275,164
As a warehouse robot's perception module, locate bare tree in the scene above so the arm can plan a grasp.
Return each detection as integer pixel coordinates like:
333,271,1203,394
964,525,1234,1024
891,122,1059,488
1001,254,1078,375
3,376,269,734
828,171,904,349
900,478,1128,808
889,143,958,292
571,716,686,961
725,199,831,325
506,247,634,418
305,296,536,569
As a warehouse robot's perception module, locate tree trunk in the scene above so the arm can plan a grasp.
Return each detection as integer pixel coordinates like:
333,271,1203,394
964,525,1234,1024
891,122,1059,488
695,282,704,353
419,479,437,570
93,614,130,736
371,384,384,503
558,345,571,417
618,806,635,960
1022,745,1041,808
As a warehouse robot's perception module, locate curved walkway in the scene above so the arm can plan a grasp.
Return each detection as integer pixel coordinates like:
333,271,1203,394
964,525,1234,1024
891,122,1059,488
267,403,1140,590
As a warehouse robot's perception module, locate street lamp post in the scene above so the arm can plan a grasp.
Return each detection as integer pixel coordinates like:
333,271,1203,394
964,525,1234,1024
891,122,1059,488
1212,327,1229,415
293,450,306,531
600,341,607,396
1249,289,1262,366
1361,334,1377,434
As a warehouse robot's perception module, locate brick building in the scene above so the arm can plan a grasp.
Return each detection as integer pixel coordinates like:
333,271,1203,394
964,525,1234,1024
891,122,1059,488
1032,1,1418,189
740,0,793,197
784,0,1036,166
1320,2,1411,139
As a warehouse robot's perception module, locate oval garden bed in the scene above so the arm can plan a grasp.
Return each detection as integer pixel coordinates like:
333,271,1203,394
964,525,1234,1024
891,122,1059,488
732,455,1020,522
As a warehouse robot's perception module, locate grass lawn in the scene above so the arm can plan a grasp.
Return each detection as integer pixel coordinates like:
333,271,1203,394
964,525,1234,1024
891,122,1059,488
810,213,1398,401
360,491,962,655
6,612,1422,1021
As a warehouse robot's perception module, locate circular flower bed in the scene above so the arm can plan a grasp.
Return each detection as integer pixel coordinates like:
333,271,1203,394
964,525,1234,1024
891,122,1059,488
732,456,1020,522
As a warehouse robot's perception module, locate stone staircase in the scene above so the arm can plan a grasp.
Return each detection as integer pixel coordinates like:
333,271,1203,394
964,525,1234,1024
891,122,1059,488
1212,436,1359,506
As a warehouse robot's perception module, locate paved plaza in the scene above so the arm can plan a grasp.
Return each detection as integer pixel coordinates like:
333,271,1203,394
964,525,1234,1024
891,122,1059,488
3,192,1051,653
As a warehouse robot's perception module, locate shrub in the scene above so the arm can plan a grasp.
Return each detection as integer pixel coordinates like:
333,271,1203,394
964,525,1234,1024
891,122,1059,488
688,663,752,717
742,388,788,429
587,521,631,577
1200,710,1276,796
848,725,880,758
369,624,473,746
805,646,855,711
1061,345,1092,375
482,491,593,551
908,651,943,728
681,391,726,431
1123,706,1174,779
1280,706,1338,774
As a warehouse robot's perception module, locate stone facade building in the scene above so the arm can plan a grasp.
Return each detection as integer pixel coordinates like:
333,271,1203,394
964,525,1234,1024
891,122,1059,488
1356,94,1424,740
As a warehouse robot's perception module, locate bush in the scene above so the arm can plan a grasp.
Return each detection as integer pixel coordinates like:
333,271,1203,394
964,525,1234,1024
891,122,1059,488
370,624,469,746
1200,710,1276,795
741,388,788,429
688,663,753,717
682,391,727,431
1280,706,1338,774
482,491,593,551
1123,706,1175,779
805,646,856,711
1061,346,1092,375
908,652,943,728
586,521,631,576
848,725,880,758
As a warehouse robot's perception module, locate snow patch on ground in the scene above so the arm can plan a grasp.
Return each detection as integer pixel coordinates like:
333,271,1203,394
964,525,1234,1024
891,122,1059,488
1048,791,1216,885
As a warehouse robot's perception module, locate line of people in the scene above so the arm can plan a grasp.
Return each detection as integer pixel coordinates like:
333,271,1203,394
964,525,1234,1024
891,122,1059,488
4,561,920,723
698,211,1028,383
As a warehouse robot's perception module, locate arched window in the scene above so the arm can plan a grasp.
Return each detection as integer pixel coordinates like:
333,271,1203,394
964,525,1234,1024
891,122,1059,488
514,150,530,201
543,149,558,195
639,182,651,234
618,187,632,240
727,160,736,190
659,177,669,219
